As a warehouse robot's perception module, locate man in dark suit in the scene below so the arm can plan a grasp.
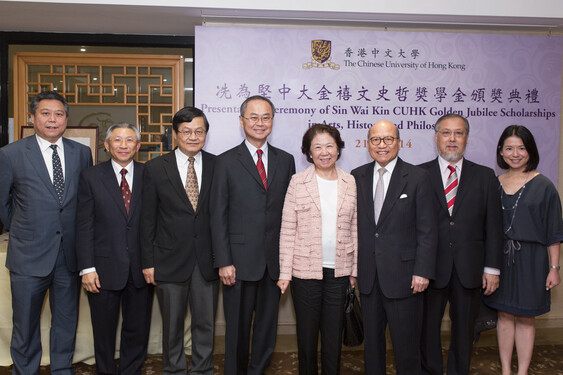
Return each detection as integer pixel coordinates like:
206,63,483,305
141,106,219,375
76,123,153,374
351,120,437,375
210,95,295,374
0,91,92,374
420,113,503,375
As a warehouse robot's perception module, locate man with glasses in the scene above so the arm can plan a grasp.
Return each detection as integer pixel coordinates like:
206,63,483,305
351,120,437,374
76,123,152,374
420,113,502,375
210,95,295,374
141,106,219,375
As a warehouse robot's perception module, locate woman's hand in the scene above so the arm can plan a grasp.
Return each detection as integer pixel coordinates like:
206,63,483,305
546,268,561,290
277,279,290,294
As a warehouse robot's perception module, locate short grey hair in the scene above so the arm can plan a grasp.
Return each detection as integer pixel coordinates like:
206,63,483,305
434,113,470,134
105,123,141,142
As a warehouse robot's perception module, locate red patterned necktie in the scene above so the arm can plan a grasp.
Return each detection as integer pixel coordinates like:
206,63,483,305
120,168,131,214
185,156,199,210
256,149,267,190
445,165,458,216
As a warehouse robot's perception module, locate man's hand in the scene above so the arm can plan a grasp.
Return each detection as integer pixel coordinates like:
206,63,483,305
82,272,101,293
219,265,236,286
143,268,157,285
482,273,499,295
411,275,429,294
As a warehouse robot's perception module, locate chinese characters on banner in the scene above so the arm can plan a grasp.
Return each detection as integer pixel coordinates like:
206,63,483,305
195,26,562,183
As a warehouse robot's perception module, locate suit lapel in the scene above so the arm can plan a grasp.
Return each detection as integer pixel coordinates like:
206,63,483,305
237,142,265,190
198,151,214,211
25,136,59,202
303,166,321,212
452,159,473,216
61,138,80,204
100,161,129,219
377,158,407,227
128,161,143,219
336,168,348,214
359,161,376,226
163,151,194,213
429,158,449,213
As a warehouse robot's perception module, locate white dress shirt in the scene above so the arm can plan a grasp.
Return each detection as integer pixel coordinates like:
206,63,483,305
36,134,65,182
245,139,268,175
175,148,203,193
372,157,398,200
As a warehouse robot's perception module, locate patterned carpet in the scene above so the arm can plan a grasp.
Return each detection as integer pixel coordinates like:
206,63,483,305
1,346,563,374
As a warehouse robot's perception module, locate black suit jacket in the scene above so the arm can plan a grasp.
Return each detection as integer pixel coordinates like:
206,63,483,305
76,160,145,290
352,158,438,299
210,142,295,281
140,150,218,282
419,158,503,289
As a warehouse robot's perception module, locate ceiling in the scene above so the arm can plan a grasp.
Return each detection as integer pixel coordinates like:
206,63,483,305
1,1,563,36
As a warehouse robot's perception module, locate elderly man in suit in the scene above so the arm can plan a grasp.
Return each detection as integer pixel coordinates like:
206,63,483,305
141,106,219,375
210,95,295,374
351,120,437,374
0,90,92,374
76,123,153,374
420,113,503,375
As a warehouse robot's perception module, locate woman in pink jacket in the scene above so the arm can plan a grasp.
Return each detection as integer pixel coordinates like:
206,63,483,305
278,123,358,375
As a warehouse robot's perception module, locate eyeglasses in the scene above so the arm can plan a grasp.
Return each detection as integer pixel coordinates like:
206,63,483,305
109,137,137,144
438,130,466,138
242,115,273,124
369,136,398,146
177,129,206,138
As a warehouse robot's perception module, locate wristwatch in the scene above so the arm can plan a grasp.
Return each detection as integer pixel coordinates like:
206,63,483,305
550,265,561,271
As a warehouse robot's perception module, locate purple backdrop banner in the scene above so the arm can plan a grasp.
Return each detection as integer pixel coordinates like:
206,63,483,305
195,26,562,183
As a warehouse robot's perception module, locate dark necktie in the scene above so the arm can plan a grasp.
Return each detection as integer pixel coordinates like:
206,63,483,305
256,149,267,190
50,145,64,203
445,165,458,216
185,156,199,210
120,168,131,214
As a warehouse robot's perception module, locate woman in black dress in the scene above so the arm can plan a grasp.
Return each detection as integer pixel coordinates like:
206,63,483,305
485,125,563,375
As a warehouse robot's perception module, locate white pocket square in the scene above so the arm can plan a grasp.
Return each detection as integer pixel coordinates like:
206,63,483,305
399,194,408,199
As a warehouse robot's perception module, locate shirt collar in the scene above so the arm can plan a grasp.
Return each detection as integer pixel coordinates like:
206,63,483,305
111,159,134,175
438,155,463,173
175,148,202,165
375,157,398,175
36,134,64,152
245,139,268,157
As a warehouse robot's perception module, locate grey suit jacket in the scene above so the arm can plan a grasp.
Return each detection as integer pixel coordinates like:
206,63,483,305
0,135,93,277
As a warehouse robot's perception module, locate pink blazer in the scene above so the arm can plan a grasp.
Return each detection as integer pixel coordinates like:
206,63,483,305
279,165,358,280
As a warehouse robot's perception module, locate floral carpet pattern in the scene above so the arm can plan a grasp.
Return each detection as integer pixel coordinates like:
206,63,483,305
1,346,563,374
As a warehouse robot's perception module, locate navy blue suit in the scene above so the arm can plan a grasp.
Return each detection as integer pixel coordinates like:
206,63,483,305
76,160,152,374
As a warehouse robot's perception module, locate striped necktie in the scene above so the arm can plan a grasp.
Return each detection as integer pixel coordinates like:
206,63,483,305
445,165,458,216
256,149,267,190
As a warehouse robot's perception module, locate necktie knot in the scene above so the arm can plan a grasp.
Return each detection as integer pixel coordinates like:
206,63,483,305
378,167,387,177
51,144,64,203
120,168,127,177
185,156,199,210
445,165,458,216
256,149,267,190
